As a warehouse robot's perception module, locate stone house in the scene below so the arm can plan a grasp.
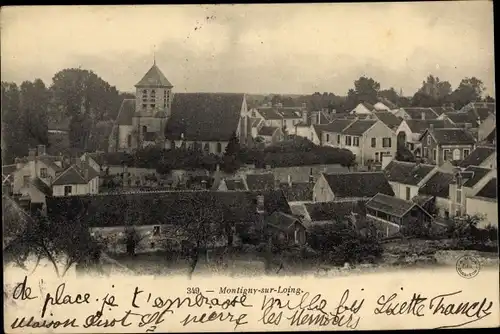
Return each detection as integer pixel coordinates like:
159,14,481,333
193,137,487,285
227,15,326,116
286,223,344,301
465,178,497,229
459,146,496,169
51,158,100,196
419,128,476,166
395,119,454,154
383,160,438,201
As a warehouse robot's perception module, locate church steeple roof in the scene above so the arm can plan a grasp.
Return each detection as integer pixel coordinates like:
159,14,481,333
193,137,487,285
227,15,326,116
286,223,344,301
135,63,173,88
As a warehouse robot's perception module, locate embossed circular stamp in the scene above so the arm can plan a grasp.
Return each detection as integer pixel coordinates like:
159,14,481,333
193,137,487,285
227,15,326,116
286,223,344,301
456,255,480,279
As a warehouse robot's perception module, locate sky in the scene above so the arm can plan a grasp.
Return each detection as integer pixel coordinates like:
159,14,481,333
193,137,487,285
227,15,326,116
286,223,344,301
1,3,495,96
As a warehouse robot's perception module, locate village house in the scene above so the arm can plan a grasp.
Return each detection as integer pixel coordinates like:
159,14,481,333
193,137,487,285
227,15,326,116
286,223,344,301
465,178,497,229
418,171,455,219
394,107,439,120
312,172,394,202
459,146,497,169
419,128,476,166
318,119,356,147
459,101,495,115
383,160,438,201
51,157,100,196
351,102,375,115
395,119,454,154
256,126,284,146
438,111,480,138
365,193,433,237
448,166,496,217
251,104,307,134
266,211,307,246
46,189,293,250
300,200,366,228
217,178,247,191
336,119,397,166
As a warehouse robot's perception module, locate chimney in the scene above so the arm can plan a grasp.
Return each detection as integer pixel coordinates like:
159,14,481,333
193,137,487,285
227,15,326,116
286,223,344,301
421,111,425,120
216,164,220,172
37,144,46,156
201,179,208,190
28,148,36,161
477,117,481,126
301,103,307,110
381,153,394,170
308,168,314,183
429,123,434,130
287,174,292,187
302,109,308,125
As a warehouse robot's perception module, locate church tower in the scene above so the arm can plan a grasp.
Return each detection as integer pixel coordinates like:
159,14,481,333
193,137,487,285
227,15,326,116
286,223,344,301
134,60,174,116
132,61,174,149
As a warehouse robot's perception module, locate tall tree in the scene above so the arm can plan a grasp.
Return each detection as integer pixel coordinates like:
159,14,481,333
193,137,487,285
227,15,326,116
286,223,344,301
411,75,452,107
449,77,485,109
1,83,22,163
353,76,381,104
378,88,400,105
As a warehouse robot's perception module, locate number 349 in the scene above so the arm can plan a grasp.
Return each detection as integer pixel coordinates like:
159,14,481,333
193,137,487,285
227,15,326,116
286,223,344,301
187,287,200,294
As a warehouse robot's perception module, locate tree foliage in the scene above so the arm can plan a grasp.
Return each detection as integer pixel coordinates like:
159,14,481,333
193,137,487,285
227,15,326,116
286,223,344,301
449,77,485,109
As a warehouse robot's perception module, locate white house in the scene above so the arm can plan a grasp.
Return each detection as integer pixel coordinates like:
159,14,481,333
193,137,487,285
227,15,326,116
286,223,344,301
52,159,100,196
383,160,438,201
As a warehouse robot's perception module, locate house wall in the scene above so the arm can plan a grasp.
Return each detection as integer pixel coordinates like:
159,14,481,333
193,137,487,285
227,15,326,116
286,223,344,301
361,121,397,165
374,102,390,111
435,196,451,218
421,130,475,165
20,186,46,204
135,87,172,115
282,118,303,133
466,197,498,229
293,126,316,143
312,175,335,202
352,104,372,114
81,154,101,173
53,177,99,196
477,114,496,142
449,169,496,216
12,160,57,194
480,153,497,169
395,121,420,144
390,182,419,201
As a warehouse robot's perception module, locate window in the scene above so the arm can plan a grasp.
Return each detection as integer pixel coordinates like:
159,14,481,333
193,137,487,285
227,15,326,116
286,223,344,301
353,137,360,147
40,168,48,178
463,149,470,158
453,149,461,161
345,136,352,146
337,135,341,144
142,104,147,109
216,142,222,153
371,138,376,147
153,225,161,236
443,149,450,161
64,185,72,196
406,187,411,200
150,104,155,108
375,152,379,162
127,135,132,147
426,135,431,145
423,147,428,158
151,89,156,96
251,111,256,117
433,149,437,161
23,175,30,188
382,137,392,148
444,210,449,219
326,133,330,142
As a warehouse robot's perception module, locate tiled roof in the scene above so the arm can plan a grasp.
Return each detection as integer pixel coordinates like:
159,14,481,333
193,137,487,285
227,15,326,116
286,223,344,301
428,128,476,145
321,119,355,133
375,111,402,129
475,178,497,199
165,93,244,141
419,172,454,198
266,211,300,231
224,179,247,191
377,97,398,110
366,193,420,218
52,161,100,186
304,200,365,222
472,107,493,121
245,173,275,191
359,102,375,111
289,203,308,220
402,107,438,120
444,111,479,127
257,108,283,120
46,190,292,228
2,164,17,177
31,177,53,196
116,99,135,126
461,166,491,188
384,161,435,185
412,194,434,206
429,106,455,115
279,182,314,202
341,120,378,136
277,108,302,119
323,172,394,198
135,64,173,87
405,119,454,133
38,156,64,172
459,146,495,167
258,126,279,137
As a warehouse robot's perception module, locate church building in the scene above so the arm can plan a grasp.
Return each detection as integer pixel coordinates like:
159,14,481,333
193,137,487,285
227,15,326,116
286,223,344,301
110,62,251,155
